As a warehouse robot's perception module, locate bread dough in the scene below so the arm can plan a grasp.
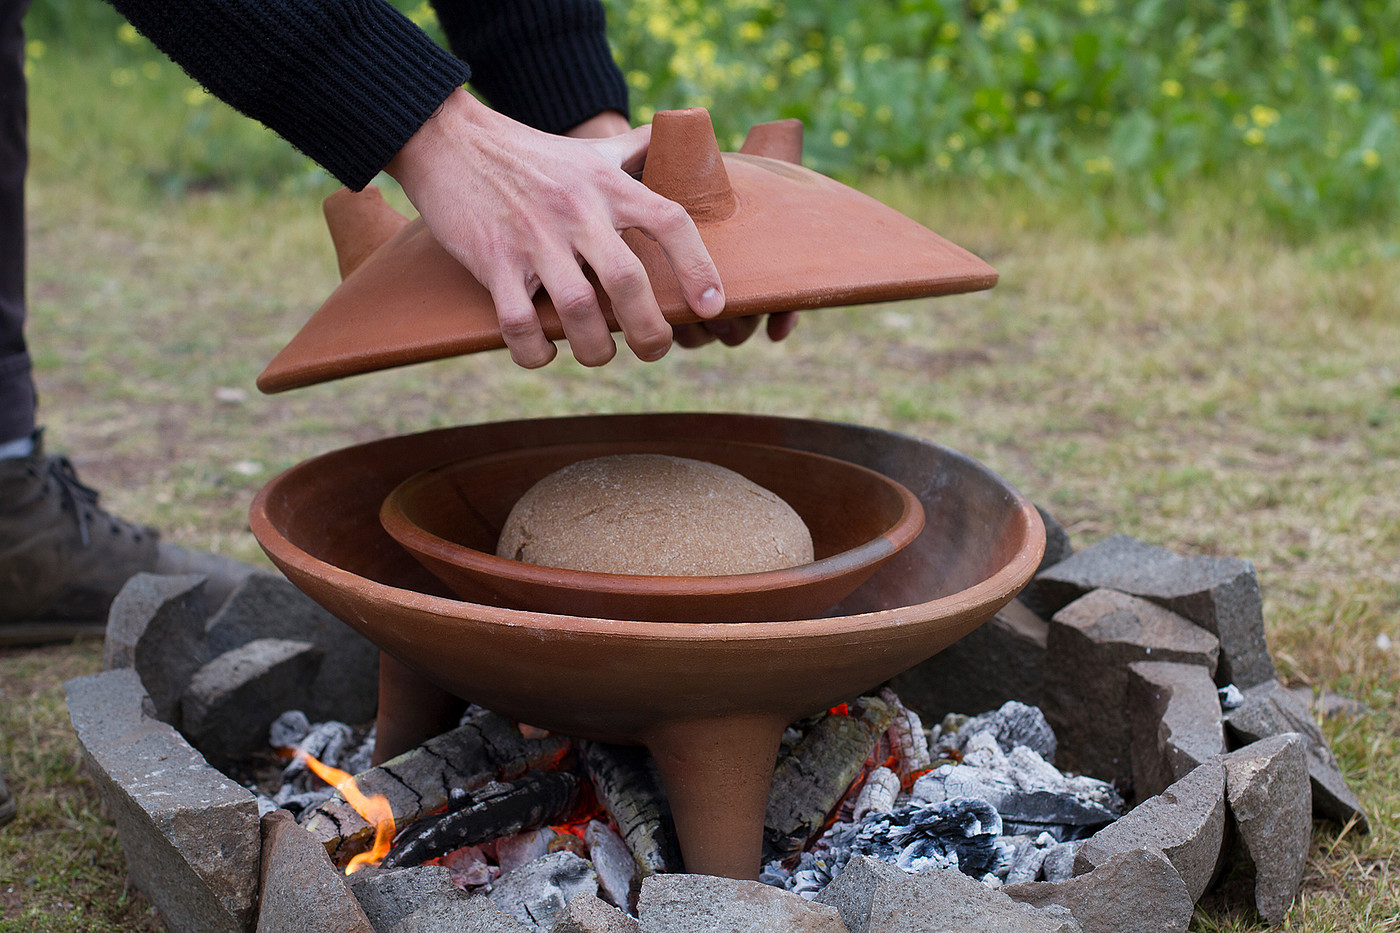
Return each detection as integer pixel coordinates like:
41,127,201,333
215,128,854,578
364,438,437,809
496,454,814,576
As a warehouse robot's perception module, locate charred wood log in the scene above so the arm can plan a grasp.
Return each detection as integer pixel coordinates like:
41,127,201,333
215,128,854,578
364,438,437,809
578,741,682,876
380,770,581,869
301,707,570,861
763,695,897,862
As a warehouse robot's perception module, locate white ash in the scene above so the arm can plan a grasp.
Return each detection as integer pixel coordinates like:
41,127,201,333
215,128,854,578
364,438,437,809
248,709,376,817
762,702,1121,899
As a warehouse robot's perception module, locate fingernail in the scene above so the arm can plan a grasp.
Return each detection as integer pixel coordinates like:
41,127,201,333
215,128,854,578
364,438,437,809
698,287,725,316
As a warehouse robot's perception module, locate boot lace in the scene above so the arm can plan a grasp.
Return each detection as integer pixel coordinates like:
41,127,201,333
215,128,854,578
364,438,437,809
45,455,142,549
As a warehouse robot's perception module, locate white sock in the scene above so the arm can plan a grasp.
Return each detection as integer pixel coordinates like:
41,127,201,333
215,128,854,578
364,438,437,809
0,435,36,459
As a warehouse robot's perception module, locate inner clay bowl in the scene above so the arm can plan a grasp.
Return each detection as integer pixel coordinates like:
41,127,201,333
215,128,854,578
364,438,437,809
250,412,1045,879
379,440,926,623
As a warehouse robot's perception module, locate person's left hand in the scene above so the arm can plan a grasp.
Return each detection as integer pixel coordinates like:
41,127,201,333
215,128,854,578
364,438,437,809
566,113,801,351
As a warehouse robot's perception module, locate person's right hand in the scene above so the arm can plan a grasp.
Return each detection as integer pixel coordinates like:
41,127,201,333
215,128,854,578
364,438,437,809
386,89,726,369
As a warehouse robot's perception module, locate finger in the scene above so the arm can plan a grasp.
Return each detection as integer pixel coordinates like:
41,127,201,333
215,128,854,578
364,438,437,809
590,124,651,176
705,316,761,347
579,232,672,363
534,253,618,367
766,311,800,342
672,321,716,348
486,275,557,369
614,185,725,320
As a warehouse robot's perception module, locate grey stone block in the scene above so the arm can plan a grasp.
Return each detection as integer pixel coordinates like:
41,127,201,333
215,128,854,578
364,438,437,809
890,599,1049,721
1005,847,1193,933
65,669,260,933
181,637,324,767
1023,534,1275,688
1221,733,1312,923
1075,761,1227,903
814,855,1081,933
639,873,849,933
103,573,210,724
205,571,380,723
1041,589,1218,785
489,852,599,930
256,809,373,933
552,893,641,933
1224,679,1368,831
390,897,534,933
349,864,471,932
1127,661,1227,801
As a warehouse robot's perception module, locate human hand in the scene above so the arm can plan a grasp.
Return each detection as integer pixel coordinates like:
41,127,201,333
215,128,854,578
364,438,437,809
386,89,724,368
672,312,800,348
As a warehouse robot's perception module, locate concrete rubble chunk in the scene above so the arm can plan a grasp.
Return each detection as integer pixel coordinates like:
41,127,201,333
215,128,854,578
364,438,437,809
1221,733,1312,923
813,855,1081,933
389,897,535,933
205,570,381,722
489,851,599,930
551,893,641,933
1041,589,1219,784
64,669,260,933
890,599,1049,722
349,863,471,932
1075,760,1227,903
103,572,210,724
181,636,324,766
1224,679,1369,832
1022,534,1275,689
1005,847,1193,933
256,809,374,933
1127,661,1227,801
640,873,851,933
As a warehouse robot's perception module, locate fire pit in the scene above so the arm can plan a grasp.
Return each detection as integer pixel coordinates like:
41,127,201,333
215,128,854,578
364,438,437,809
249,411,1045,879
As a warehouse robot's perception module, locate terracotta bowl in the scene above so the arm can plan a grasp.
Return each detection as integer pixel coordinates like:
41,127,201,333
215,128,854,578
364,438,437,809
379,440,926,623
250,412,1045,879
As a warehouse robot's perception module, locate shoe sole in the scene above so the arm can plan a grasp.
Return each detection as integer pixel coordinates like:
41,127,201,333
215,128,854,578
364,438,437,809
0,620,107,648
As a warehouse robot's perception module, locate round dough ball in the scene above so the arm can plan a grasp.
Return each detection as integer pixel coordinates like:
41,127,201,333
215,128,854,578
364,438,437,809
496,454,814,576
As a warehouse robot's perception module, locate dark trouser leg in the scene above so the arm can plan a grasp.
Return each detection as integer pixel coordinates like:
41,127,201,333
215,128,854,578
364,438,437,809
0,0,35,445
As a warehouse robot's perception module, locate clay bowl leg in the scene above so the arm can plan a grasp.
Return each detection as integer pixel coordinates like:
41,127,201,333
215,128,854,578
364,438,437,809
373,651,466,765
642,713,790,880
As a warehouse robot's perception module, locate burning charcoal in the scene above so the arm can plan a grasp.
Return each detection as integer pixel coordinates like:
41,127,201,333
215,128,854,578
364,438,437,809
764,695,897,862
585,820,639,912
852,767,901,822
440,843,497,889
957,701,1058,763
496,828,556,872
487,851,598,930
879,688,932,779
579,741,682,877
381,771,581,870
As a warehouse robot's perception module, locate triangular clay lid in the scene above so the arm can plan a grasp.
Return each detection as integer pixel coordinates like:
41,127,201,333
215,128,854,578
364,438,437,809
257,108,997,393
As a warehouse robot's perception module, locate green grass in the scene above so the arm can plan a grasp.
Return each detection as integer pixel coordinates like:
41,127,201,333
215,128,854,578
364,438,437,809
3,19,1399,933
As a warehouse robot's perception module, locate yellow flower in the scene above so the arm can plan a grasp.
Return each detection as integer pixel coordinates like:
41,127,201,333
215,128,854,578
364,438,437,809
1318,55,1338,76
928,53,950,73
831,129,851,148
979,11,1005,36
1293,16,1315,36
1341,24,1362,43
737,21,763,42
938,21,960,42
183,86,209,106
934,151,953,170
1331,82,1361,104
762,74,779,91
1001,0,1020,11
1250,105,1280,128
1016,29,1036,53
1078,0,1099,14
946,133,965,151
1227,2,1246,27
1160,79,1183,98
24,39,45,60
874,105,893,123
1082,155,1114,175
1023,90,1044,107
1361,149,1381,170
117,22,141,45
1244,127,1265,146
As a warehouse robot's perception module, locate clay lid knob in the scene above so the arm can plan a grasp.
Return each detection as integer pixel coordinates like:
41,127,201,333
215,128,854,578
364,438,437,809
739,119,804,165
323,185,411,280
641,108,738,223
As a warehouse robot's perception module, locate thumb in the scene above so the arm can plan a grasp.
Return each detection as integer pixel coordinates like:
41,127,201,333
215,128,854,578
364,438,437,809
591,123,652,176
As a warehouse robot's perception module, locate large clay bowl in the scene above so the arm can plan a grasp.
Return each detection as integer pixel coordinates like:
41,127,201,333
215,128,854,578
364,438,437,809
249,412,1044,879
379,439,925,623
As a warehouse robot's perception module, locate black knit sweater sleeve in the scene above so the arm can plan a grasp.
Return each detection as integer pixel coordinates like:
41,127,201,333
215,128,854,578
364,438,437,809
431,0,629,134
105,0,629,191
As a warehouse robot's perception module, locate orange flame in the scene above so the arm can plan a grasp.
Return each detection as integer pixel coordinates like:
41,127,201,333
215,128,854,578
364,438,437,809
292,749,396,874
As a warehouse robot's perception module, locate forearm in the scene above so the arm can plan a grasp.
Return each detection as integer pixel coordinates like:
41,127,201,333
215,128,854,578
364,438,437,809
104,0,469,190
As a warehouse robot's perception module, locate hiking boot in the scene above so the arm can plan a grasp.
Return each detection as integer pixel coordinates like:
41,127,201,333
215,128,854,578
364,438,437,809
0,768,16,826
0,431,160,645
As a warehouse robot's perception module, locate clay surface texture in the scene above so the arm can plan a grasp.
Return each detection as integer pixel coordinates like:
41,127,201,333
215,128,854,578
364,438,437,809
496,454,813,576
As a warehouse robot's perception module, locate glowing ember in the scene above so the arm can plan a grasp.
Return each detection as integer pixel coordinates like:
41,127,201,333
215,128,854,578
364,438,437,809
284,747,395,874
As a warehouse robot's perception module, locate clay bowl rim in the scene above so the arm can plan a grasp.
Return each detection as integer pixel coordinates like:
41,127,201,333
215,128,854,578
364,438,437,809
377,438,927,604
250,416,1047,642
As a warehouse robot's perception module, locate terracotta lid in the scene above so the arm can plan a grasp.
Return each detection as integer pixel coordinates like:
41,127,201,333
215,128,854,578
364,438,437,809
257,108,997,393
